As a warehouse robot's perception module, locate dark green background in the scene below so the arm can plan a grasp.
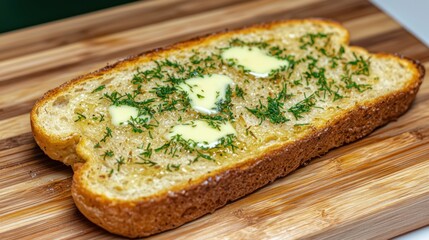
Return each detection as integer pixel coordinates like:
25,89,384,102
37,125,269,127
0,0,137,33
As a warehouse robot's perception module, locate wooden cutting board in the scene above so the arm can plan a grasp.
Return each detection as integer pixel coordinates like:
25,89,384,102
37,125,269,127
1,0,428,239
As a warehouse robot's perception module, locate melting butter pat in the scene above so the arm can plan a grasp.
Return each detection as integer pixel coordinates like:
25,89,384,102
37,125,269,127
179,74,233,115
108,105,148,126
168,120,236,148
222,46,289,77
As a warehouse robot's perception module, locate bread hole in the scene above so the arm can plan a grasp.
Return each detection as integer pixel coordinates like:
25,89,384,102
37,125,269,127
60,117,68,122
181,206,197,218
74,87,84,92
74,107,85,114
52,95,70,107
101,77,114,85
264,135,278,143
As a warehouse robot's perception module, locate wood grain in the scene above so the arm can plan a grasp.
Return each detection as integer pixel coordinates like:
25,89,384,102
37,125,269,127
0,0,428,239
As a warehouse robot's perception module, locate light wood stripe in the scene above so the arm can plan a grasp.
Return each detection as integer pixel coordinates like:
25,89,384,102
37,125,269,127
0,114,31,140
0,132,34,151
343,12,401,40
1,0,429,238
0,0,254,61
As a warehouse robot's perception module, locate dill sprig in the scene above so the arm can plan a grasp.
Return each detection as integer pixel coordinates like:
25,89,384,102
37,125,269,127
155,134,200,157
216,134,238,152
74,113,86,122
288,93,317,120
128,116,157,133
91,113,105,122
150,84,176,99
115,156,125,172
135,157,158,167
299,32,329,50
91,85,105,93
101,150,114,160
215,85,234,120
103,90,155,109
235,85,245,99
166,163,181,172
319,46,345,68
100,127,112,142
341,73,372,92
198,114,228,130
346,52,371,76
246,84,291,124
228,38,269,49
155,133,236,163
138,143,153,159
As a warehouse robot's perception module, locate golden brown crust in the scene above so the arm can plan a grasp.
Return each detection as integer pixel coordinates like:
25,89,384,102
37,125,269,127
31,19,424,238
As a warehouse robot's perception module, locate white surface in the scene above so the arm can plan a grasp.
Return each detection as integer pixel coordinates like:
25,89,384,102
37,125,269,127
370,1,429,239
371,0,429,47
395,226,429,240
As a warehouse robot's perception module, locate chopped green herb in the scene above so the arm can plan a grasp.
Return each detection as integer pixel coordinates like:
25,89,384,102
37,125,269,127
115,156,125,172
139,143,153,159
192,151,214,163
136,157,158,167
346,52,370,76
108,169,114,177
100,127,112,142
151,85,176,99
74,113,86,122
155,134,199,157
341,73,372,92
288,93,317,120
92,113,105,122
217,134,238,152
101,150,114,160
98,113,105,122
234,85,245,99
299,32,329,50
215,85,234,120
199,114,228,130
228,38,269,49
166,163,181,172
91,85,105,93
246,84,290,124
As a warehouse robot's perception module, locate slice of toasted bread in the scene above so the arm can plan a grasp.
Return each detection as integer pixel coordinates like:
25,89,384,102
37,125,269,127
30,19,424,237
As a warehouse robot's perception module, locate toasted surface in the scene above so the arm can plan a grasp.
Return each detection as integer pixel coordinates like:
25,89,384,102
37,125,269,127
31,19,424,237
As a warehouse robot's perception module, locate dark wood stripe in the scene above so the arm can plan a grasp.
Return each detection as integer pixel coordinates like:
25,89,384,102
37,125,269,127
0,178,72,215
0,210,113,240
0,132,34,151
0,99,36,121
352,28,429,61
0,155,69,186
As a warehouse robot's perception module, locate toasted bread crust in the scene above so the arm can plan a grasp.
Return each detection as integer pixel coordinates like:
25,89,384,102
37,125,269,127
31,19,424,237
